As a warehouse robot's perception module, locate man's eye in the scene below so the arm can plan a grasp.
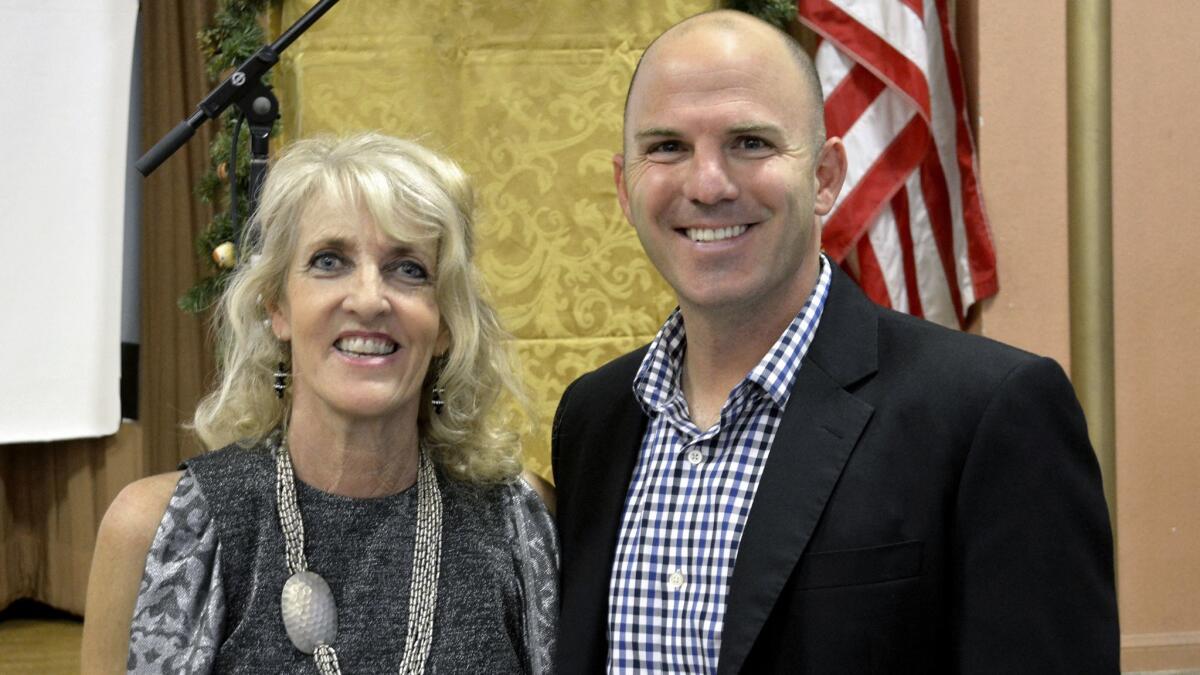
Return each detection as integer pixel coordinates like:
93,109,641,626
646,140,684,156
736,136,772,152
309,251,345,272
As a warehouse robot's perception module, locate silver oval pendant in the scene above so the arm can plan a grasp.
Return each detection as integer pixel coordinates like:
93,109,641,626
281,570,338,654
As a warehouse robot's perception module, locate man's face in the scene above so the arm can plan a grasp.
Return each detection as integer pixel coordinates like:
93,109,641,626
615,23,842,318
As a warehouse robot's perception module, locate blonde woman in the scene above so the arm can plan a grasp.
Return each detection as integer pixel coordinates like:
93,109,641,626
82,133,557,674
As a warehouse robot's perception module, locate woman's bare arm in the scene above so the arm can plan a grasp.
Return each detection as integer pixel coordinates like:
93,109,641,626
80,471,183,674
521,469,556,518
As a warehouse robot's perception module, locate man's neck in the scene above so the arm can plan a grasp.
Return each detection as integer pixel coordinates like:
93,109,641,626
677,259,820,429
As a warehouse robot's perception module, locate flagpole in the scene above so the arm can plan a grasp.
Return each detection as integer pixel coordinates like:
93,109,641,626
1067,1,1116,545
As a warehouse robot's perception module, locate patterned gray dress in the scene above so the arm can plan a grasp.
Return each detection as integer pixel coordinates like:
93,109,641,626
127,439,558,674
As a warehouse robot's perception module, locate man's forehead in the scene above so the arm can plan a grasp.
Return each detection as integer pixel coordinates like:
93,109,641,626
626,50,807,135
631,24,802,108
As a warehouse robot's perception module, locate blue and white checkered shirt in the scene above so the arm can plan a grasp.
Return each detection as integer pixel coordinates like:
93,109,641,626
607,256,832,674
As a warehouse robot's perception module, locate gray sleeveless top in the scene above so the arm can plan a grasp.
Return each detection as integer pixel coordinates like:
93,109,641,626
127,440,558,674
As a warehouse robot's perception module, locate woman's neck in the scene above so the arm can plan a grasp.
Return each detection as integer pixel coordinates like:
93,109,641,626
284,400,422,499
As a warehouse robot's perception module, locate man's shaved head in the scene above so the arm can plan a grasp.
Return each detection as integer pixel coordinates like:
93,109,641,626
622,10,826,150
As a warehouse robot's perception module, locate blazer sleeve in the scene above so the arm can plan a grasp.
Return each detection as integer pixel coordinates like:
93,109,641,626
551,377,579,496
953,356,1119,673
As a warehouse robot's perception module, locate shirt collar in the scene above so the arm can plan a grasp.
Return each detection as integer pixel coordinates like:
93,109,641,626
633,254,833,414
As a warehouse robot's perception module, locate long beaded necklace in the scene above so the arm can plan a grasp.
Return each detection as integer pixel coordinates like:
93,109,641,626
274,438,443,674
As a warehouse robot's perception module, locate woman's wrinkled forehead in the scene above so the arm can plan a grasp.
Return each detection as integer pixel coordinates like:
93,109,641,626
302,179,442,248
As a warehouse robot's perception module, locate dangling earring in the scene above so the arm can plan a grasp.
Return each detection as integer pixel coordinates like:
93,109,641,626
273,361,290,399
431,384,445,415
430,355,446,415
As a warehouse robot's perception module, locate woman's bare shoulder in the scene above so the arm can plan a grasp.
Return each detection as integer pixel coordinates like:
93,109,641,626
99,471,185,550
81,471,185,672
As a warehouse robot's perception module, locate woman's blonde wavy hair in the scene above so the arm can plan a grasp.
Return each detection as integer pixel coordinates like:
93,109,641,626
193,132,526,483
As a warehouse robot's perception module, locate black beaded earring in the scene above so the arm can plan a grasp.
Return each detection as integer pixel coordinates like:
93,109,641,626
431,385,445,415
430,355,446,415
273,361,290,399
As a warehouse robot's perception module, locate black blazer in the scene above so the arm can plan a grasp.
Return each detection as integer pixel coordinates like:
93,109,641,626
552,266,1118,674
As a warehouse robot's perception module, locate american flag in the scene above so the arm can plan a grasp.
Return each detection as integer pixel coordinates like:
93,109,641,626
798,0,998,328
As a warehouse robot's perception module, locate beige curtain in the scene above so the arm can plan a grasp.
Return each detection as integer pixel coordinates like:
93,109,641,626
276,0,716,477
0,0,216,615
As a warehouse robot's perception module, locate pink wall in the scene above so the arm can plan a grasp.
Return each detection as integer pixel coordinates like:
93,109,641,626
965,1,1200,669
1112,1,1200,669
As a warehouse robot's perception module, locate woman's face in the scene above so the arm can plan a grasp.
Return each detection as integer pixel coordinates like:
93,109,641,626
270,195,447,426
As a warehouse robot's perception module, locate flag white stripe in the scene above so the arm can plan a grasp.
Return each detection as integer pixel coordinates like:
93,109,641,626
816,39,855,99
904,172,956,325
831,86,916,214
835,0,929,77
866,207,909,313
922,0,974,309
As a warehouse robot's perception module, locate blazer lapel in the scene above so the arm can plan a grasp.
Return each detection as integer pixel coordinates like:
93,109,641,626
718,267,879,675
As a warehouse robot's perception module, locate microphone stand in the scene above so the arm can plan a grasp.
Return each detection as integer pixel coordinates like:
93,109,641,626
136,0,341,228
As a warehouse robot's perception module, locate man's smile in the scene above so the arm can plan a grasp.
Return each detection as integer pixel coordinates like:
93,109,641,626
682,224,751,243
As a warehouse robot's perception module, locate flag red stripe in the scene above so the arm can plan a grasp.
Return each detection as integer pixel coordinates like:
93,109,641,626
934,0,998,300
891,187,924,318
901,0,924,20
854,236,892,308
822,116,930,260
918,150,966,326
823,64,886,139
799,0,932,120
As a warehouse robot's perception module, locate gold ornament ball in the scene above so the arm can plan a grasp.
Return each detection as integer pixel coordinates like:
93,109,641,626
212,241,236,269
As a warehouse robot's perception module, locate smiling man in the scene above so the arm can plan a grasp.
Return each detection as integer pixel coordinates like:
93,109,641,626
551,10,1118,675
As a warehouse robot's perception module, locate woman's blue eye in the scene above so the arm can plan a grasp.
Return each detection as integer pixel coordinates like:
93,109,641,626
310,252,344,271
392,259,430,281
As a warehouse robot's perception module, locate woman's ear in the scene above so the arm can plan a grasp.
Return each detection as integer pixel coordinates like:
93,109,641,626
435,323,450,358
268,301,292,342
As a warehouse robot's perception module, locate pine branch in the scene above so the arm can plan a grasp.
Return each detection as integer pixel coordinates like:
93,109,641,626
179,0,270,314
723,0,797,28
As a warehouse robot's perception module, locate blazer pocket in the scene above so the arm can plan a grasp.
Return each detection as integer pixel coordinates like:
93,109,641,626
793,540,923,590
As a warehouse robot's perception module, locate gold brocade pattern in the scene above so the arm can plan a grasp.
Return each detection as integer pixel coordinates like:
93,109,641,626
277,1,716,480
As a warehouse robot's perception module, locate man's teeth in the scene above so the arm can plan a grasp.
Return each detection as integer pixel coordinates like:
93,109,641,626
335,336,398,356
686,225,748,242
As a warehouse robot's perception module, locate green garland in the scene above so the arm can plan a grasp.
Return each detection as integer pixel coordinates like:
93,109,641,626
180,0,274,314
724,0,797,28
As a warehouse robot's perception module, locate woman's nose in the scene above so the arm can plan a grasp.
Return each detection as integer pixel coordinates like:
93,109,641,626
342,267,389,317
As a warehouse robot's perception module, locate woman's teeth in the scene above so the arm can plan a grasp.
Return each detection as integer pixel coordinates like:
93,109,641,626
686,225,748,242
335,336,398,356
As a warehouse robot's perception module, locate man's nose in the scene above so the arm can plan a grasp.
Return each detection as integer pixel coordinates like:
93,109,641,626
683,149,739,205
343,267,389,317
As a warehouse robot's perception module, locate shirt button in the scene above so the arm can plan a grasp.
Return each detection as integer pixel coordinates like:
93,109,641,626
668,570,686,591
686,449,704,465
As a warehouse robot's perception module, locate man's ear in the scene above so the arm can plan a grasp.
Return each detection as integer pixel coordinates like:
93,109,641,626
813,137,848,216
613,152,633,224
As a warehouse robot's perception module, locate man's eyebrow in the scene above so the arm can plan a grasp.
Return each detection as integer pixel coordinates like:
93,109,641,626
727,122,783,136
632,123,785,141
633,127,682,141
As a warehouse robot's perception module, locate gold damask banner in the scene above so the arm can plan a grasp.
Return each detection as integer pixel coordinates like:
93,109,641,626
277,0,716,479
